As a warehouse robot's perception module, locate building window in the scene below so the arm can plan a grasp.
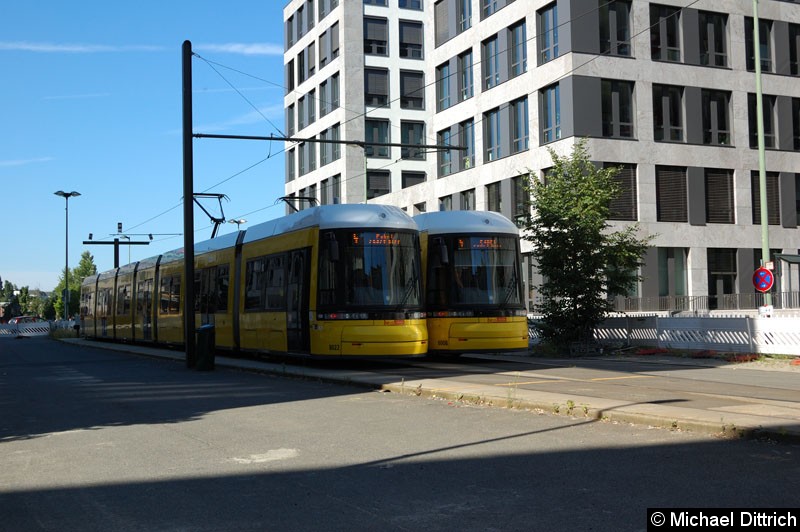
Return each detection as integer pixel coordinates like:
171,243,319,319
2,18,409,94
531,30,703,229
702,90,731,146
298,142,307,176
604,163,638,221
330,72,339,110
705,168,734,224
512,175,529,227
297,95,306,130
541,84,561,144
511,96,529,153
751,171,780,225
320,127,331,166
331,123,341,161
484,107,501,162
482,0,498,19
365,119,390,158
402,171,426,188
539,3,558,64
699,11,727,67
790,23,800,76
439,195,452,211
707,249,737,310
401,121,426,160
458,0,471,32
510,20,527,77
602,80,634,139
365,68,389,107
331,174,341,203
794,98,800,151
330,22,340,60
364,17,388,56
309,136,317,173
459,119,475,170
399,21,424,59
460,188,475,210
320,178,329,205
650,4,681,62
436,62,451,111
437,128,452,177
653,84,683,142
600,0,631,56
656,166,687,222
319,79,329,117
458,50,473,101
413,202,426,214
367,170,391,199
486,182,501,213
286,15,295,49
745,17,773,72
287,104,295,136
307,88,316,126
482,35,500,89
287,148,296,181
364,0,387,6
400,70,424,110
748,93,777,149
400,0,422,10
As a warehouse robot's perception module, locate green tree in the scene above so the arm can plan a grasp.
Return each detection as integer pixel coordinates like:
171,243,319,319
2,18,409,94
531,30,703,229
524,140,651,346
53,251,97,319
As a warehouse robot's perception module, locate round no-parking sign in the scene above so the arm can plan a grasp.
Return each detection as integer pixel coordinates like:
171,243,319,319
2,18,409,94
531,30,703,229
752,267,774,292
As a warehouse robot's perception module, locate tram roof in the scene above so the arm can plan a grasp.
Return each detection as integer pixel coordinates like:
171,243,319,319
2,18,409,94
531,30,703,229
242,204,416,244
414,210,519,236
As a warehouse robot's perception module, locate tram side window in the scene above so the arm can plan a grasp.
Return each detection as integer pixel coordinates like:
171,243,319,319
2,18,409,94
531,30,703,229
216,264,229,312
265,255,286,310
117,284,131,315
426,237,449,307
100,288,113,317
318,232,339,306
245,257,267,310
82,291,94,318
160,275,181,314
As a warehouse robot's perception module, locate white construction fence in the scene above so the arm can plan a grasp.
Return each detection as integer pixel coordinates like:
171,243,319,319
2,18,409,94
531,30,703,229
529,316,800,356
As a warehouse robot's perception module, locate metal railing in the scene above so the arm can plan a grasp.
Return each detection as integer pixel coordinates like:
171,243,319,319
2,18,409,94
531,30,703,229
612,291,800,314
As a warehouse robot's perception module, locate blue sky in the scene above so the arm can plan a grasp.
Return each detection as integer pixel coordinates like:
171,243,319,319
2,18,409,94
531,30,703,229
1,1,288,291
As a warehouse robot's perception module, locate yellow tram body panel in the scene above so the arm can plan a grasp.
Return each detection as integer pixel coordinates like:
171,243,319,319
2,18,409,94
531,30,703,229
310,318,428,356
427,316,529,354
239,311,287,353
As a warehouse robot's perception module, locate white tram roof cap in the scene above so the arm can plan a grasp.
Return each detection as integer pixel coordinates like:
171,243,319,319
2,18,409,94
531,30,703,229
243,204,416,244
414,210,519,236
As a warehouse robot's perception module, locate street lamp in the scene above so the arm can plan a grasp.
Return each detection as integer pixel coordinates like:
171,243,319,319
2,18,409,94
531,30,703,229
54,190,81,321
228,218,247,230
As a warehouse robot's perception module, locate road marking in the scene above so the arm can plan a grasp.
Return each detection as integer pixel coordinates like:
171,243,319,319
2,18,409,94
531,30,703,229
231,448,299,464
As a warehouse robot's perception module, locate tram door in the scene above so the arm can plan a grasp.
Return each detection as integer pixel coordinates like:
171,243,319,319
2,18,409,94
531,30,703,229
286,248,310,353
138,278,153,341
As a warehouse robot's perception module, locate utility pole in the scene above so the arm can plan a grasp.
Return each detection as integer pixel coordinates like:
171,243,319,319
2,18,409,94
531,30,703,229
753,0,772,308
182,40,197,368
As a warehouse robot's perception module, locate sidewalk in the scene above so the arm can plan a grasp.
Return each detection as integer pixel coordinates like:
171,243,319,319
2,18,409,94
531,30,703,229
60,338,800,444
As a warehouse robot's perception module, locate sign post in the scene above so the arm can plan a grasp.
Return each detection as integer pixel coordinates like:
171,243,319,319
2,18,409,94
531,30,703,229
753,267,774,317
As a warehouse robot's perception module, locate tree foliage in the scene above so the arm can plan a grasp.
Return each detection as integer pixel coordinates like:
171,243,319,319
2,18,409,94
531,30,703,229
523,140,651,346
53,250,97,319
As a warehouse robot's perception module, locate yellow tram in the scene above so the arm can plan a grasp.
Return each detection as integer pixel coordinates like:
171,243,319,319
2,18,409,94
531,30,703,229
414,210,529,355
81,204,427,358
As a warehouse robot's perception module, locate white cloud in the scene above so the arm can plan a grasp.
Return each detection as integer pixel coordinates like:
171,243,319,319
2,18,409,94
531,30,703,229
194,43,284,56
0,41,164,53
0,157,53,167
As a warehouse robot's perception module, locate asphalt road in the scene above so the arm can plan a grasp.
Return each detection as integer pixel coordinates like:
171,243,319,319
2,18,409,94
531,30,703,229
1,337,798,531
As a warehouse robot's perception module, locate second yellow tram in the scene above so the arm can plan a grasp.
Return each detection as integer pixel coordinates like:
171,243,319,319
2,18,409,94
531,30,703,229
415,210,529,355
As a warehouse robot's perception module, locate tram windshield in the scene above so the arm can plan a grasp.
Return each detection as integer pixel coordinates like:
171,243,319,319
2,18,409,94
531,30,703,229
427,235,522,308
318,229,422,310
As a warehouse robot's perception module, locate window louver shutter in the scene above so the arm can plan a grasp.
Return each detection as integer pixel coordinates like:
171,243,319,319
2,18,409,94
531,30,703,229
656,166,687,222
750,171,780,225
705,169,734,223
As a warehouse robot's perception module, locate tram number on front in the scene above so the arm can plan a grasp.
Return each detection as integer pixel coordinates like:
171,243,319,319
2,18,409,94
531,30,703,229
437,340,448,346
329,344,340,351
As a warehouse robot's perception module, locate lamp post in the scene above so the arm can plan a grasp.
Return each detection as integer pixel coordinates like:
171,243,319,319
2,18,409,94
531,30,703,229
54,190,81,320
228,218,247,230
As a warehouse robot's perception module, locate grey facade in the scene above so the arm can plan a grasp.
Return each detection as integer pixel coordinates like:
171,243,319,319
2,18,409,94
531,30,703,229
283,0,800,312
